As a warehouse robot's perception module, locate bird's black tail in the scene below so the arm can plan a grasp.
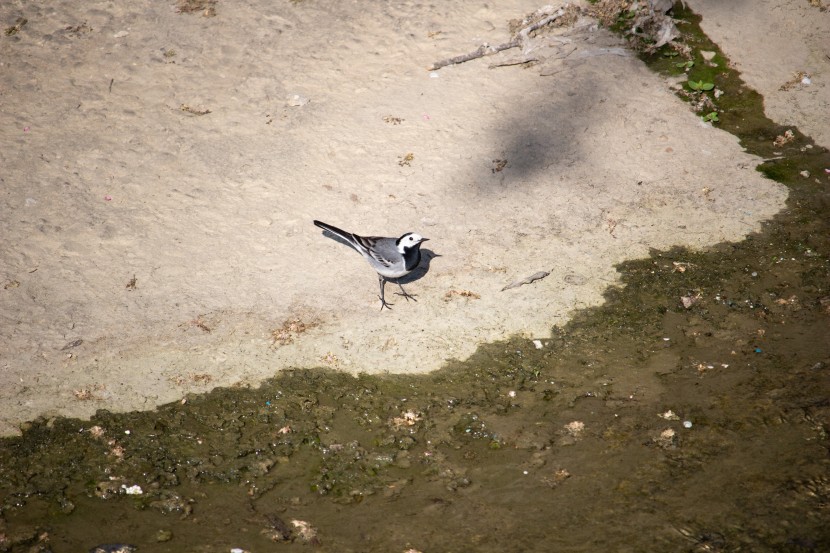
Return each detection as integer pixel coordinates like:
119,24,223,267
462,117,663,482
313,220,353,240
314,220,367,255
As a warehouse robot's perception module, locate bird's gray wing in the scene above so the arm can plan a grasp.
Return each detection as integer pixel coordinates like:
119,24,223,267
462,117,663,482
363,237,397,268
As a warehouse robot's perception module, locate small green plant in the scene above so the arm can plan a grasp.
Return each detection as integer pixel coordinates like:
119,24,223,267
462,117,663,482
675,60,694,69
687,79,715,91
702,111,720,123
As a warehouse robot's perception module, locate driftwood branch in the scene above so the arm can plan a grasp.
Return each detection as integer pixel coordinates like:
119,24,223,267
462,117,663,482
429,5,568,71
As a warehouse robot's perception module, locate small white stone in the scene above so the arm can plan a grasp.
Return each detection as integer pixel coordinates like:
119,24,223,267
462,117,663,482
122,484,143,495
287,94,309,107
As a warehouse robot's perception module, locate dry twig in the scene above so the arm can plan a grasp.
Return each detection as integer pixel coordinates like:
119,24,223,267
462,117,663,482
430,5,570,70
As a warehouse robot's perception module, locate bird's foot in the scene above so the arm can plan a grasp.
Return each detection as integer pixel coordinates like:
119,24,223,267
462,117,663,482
394,290,418,302
378,295,394,311
395,284,418,302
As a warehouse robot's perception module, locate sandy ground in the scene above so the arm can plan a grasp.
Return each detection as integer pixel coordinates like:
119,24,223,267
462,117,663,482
1,0,824,437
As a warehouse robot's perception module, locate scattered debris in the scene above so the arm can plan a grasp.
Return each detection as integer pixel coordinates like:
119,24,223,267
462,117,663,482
773,129,795,147
291,520,320,545
73,389,95,401
443,289,481,301
383,115,404,125
63,21,93,37
4,17,27,36
181,315,212,333
700,50,716,62
779,71,811,91
261,514,293,542
653,428,677,449
180,104,212,116
271,318,316,346
176,0,217,17
492,158,508,173
88,425,106,439
89,544,137,553
694,361,728,374
680,293,701,309
671,262,691,273
501,271,550,291
564,420,585,437
61,339,84,351
125,275,137,290
398,152,414,167
391,411,423,429
171,372,213,386
320,351,340,368
148,492,193,515
542,468,571,488
659,410,680,420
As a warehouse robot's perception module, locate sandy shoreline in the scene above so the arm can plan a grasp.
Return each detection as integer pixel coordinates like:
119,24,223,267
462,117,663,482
2,0,826,436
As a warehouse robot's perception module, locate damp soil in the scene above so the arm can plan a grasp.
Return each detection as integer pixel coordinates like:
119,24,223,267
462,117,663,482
2,7,830,553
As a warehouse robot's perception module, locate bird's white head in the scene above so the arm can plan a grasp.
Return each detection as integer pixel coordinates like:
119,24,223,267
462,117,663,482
397,232,428,253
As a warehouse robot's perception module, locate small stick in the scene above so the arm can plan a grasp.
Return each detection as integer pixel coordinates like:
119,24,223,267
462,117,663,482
502,271,550,291
430,6,566,71
430,41,519,71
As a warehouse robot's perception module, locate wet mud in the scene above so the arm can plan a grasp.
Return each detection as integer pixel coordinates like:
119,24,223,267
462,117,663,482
2,6,829,553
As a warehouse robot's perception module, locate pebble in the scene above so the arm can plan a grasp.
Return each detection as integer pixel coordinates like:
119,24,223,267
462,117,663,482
287,94,309,107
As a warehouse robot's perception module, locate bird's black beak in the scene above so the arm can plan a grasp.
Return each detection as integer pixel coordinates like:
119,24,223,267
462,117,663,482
421,238,429,242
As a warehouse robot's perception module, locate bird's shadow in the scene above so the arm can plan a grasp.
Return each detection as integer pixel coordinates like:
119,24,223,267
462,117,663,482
319,229,357,251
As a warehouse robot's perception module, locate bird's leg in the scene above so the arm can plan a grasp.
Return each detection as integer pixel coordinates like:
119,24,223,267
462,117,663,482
378,274,393,310
394,280,418,302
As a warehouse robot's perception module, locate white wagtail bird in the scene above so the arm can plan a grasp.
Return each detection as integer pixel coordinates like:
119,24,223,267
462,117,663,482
313,220,429,311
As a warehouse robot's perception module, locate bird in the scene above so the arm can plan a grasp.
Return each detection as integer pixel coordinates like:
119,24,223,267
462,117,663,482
313,220,428,310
